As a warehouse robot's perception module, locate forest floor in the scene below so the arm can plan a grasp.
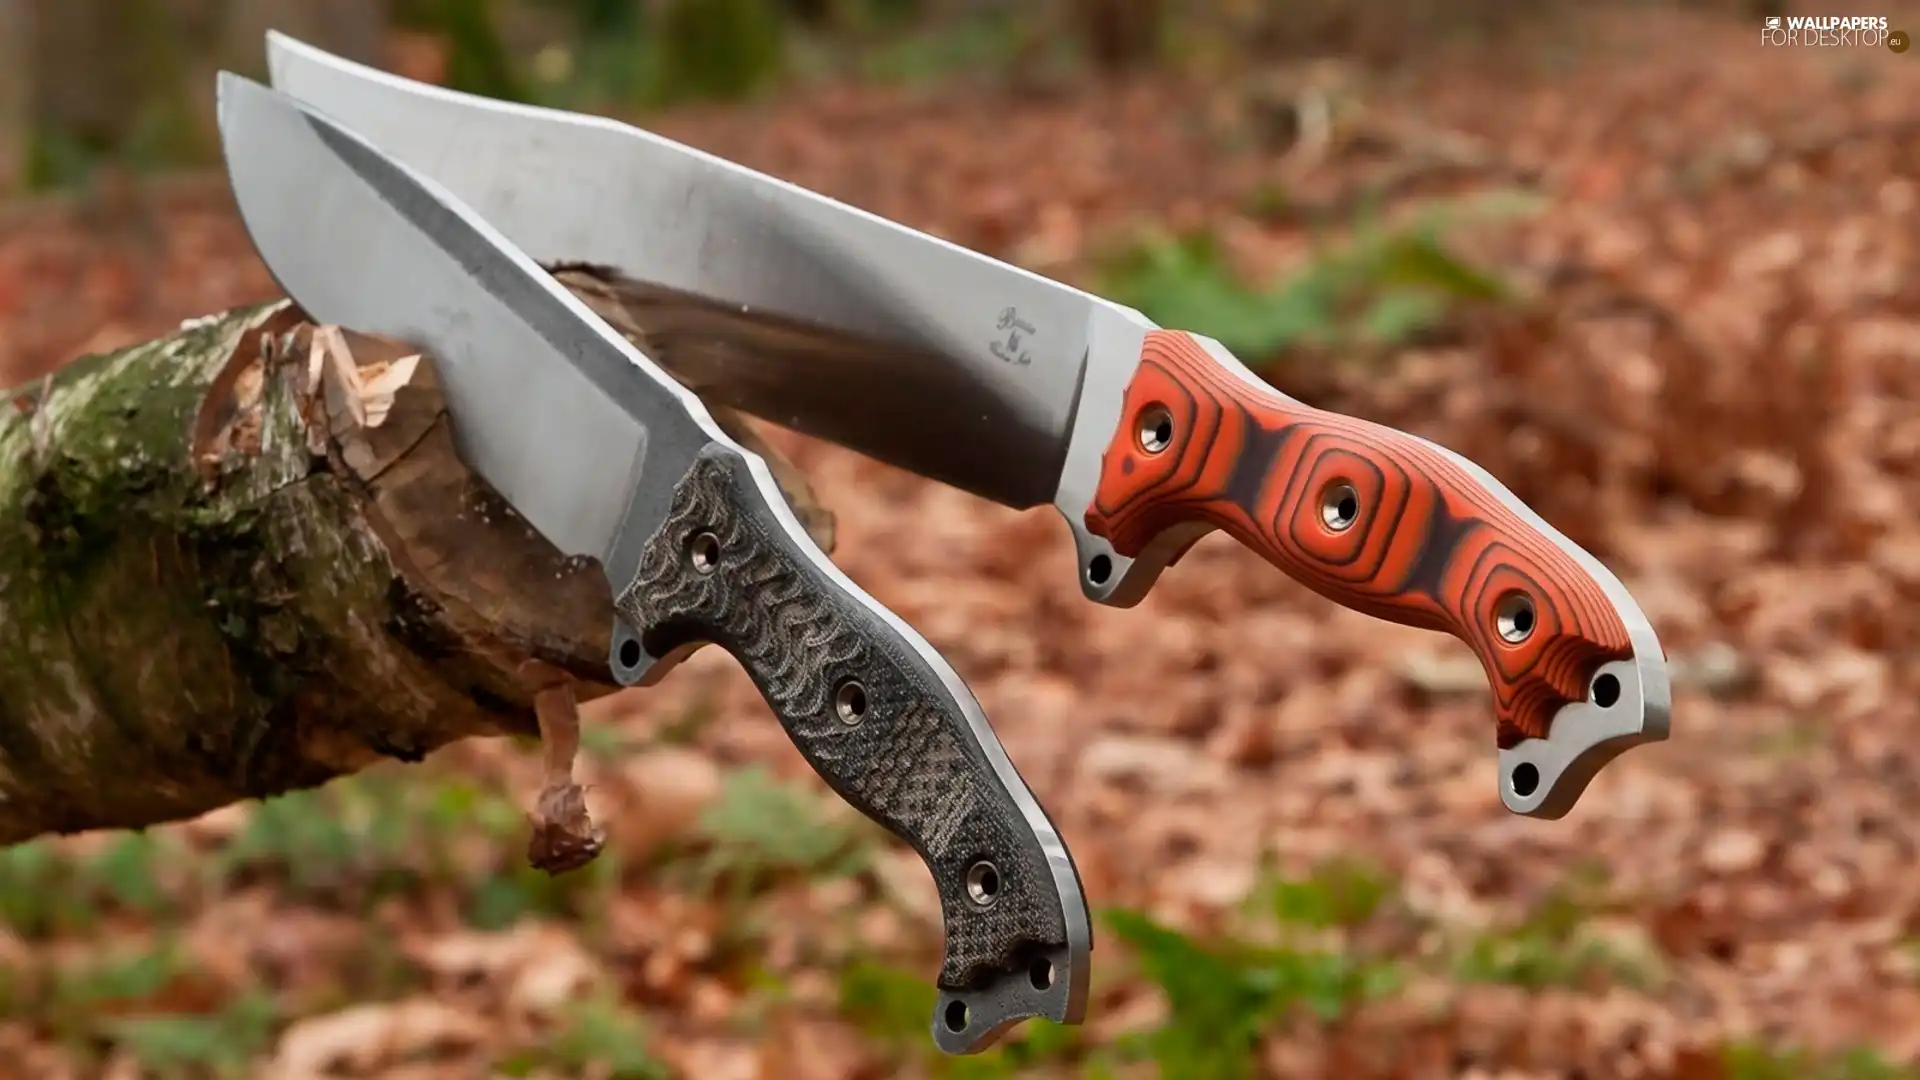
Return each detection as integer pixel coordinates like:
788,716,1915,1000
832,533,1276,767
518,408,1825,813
5,8,1920,1079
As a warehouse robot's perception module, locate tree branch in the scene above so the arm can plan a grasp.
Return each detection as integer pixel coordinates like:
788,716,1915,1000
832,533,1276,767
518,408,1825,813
0,269,834,846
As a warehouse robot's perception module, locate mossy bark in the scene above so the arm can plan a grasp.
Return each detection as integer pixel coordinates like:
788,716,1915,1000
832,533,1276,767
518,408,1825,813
0,275,833,846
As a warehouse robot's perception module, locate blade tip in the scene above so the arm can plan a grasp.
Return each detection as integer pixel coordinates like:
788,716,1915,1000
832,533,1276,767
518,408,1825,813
264,29,292,83
214,70,253,131
215,72,280,132
263,28,319,85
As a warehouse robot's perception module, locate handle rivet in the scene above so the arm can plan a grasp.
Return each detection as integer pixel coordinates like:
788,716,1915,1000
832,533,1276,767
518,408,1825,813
1495,592,1536,644
688,531,721,574
833,678,868,725
1136,405,1174,454
965,860,1000,907
1319,482,1360,531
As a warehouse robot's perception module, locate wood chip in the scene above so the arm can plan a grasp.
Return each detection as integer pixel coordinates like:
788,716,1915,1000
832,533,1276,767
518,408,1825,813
525,682,606,875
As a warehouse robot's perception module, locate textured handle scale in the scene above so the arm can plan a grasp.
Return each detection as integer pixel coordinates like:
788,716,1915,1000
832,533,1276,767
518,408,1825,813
1086,330,1633,747
613,445,1070,992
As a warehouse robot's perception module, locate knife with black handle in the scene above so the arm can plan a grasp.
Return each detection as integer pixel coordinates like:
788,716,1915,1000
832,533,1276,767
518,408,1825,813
215,72,1089,1054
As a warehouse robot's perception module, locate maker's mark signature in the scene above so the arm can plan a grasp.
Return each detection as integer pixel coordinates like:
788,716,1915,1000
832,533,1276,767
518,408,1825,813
989,306,1036,366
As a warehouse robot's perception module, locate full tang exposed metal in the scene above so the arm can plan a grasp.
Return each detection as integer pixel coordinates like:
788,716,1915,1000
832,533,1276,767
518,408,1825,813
264,34,1672,820
214,73,1089,1056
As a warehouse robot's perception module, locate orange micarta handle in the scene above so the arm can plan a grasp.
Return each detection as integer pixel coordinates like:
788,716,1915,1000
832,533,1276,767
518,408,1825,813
1085,330,1633,747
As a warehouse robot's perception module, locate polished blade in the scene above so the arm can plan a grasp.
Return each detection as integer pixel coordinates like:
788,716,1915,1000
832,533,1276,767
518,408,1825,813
218,72,715,574
266,31,1149,512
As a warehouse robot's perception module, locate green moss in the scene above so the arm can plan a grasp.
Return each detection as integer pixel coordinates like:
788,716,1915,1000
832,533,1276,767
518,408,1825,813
0,330,248,834
4,318,345,818
0,305,449,837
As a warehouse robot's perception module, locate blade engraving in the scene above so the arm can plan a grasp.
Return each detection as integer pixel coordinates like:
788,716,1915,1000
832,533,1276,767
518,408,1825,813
542,266,1073,506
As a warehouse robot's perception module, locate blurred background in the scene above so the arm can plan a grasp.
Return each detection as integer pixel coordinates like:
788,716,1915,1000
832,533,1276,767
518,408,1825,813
6,0,1920,1077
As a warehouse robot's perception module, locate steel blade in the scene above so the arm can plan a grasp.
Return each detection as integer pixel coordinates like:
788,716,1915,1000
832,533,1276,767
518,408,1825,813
266,31,1153,513
218,70,715,577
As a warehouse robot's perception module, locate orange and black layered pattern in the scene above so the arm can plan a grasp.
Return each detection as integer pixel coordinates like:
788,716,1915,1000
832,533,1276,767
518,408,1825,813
1086,330,1633,747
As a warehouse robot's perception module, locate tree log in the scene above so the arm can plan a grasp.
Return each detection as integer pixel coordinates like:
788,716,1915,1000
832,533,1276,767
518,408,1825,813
0,271,834,846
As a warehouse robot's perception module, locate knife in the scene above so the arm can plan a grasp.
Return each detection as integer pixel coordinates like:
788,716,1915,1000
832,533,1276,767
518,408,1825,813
263,35,1672,820
214,73,1089,1054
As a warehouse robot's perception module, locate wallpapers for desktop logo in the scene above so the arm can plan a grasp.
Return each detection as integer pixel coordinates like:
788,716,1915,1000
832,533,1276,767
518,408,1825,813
1760,14,1906,50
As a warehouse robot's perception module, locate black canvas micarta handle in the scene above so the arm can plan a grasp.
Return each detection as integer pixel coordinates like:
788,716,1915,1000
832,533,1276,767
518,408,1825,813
611,443,1086,1052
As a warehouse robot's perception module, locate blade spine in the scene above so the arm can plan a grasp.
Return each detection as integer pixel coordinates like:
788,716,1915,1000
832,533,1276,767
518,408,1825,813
270,31,1099,312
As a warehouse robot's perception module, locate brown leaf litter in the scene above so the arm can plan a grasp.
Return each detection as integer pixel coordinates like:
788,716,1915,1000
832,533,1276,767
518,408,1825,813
5,7,1920,1077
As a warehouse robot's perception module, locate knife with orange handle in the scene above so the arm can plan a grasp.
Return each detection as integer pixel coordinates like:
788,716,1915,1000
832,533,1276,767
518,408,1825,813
264,32,1672,820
